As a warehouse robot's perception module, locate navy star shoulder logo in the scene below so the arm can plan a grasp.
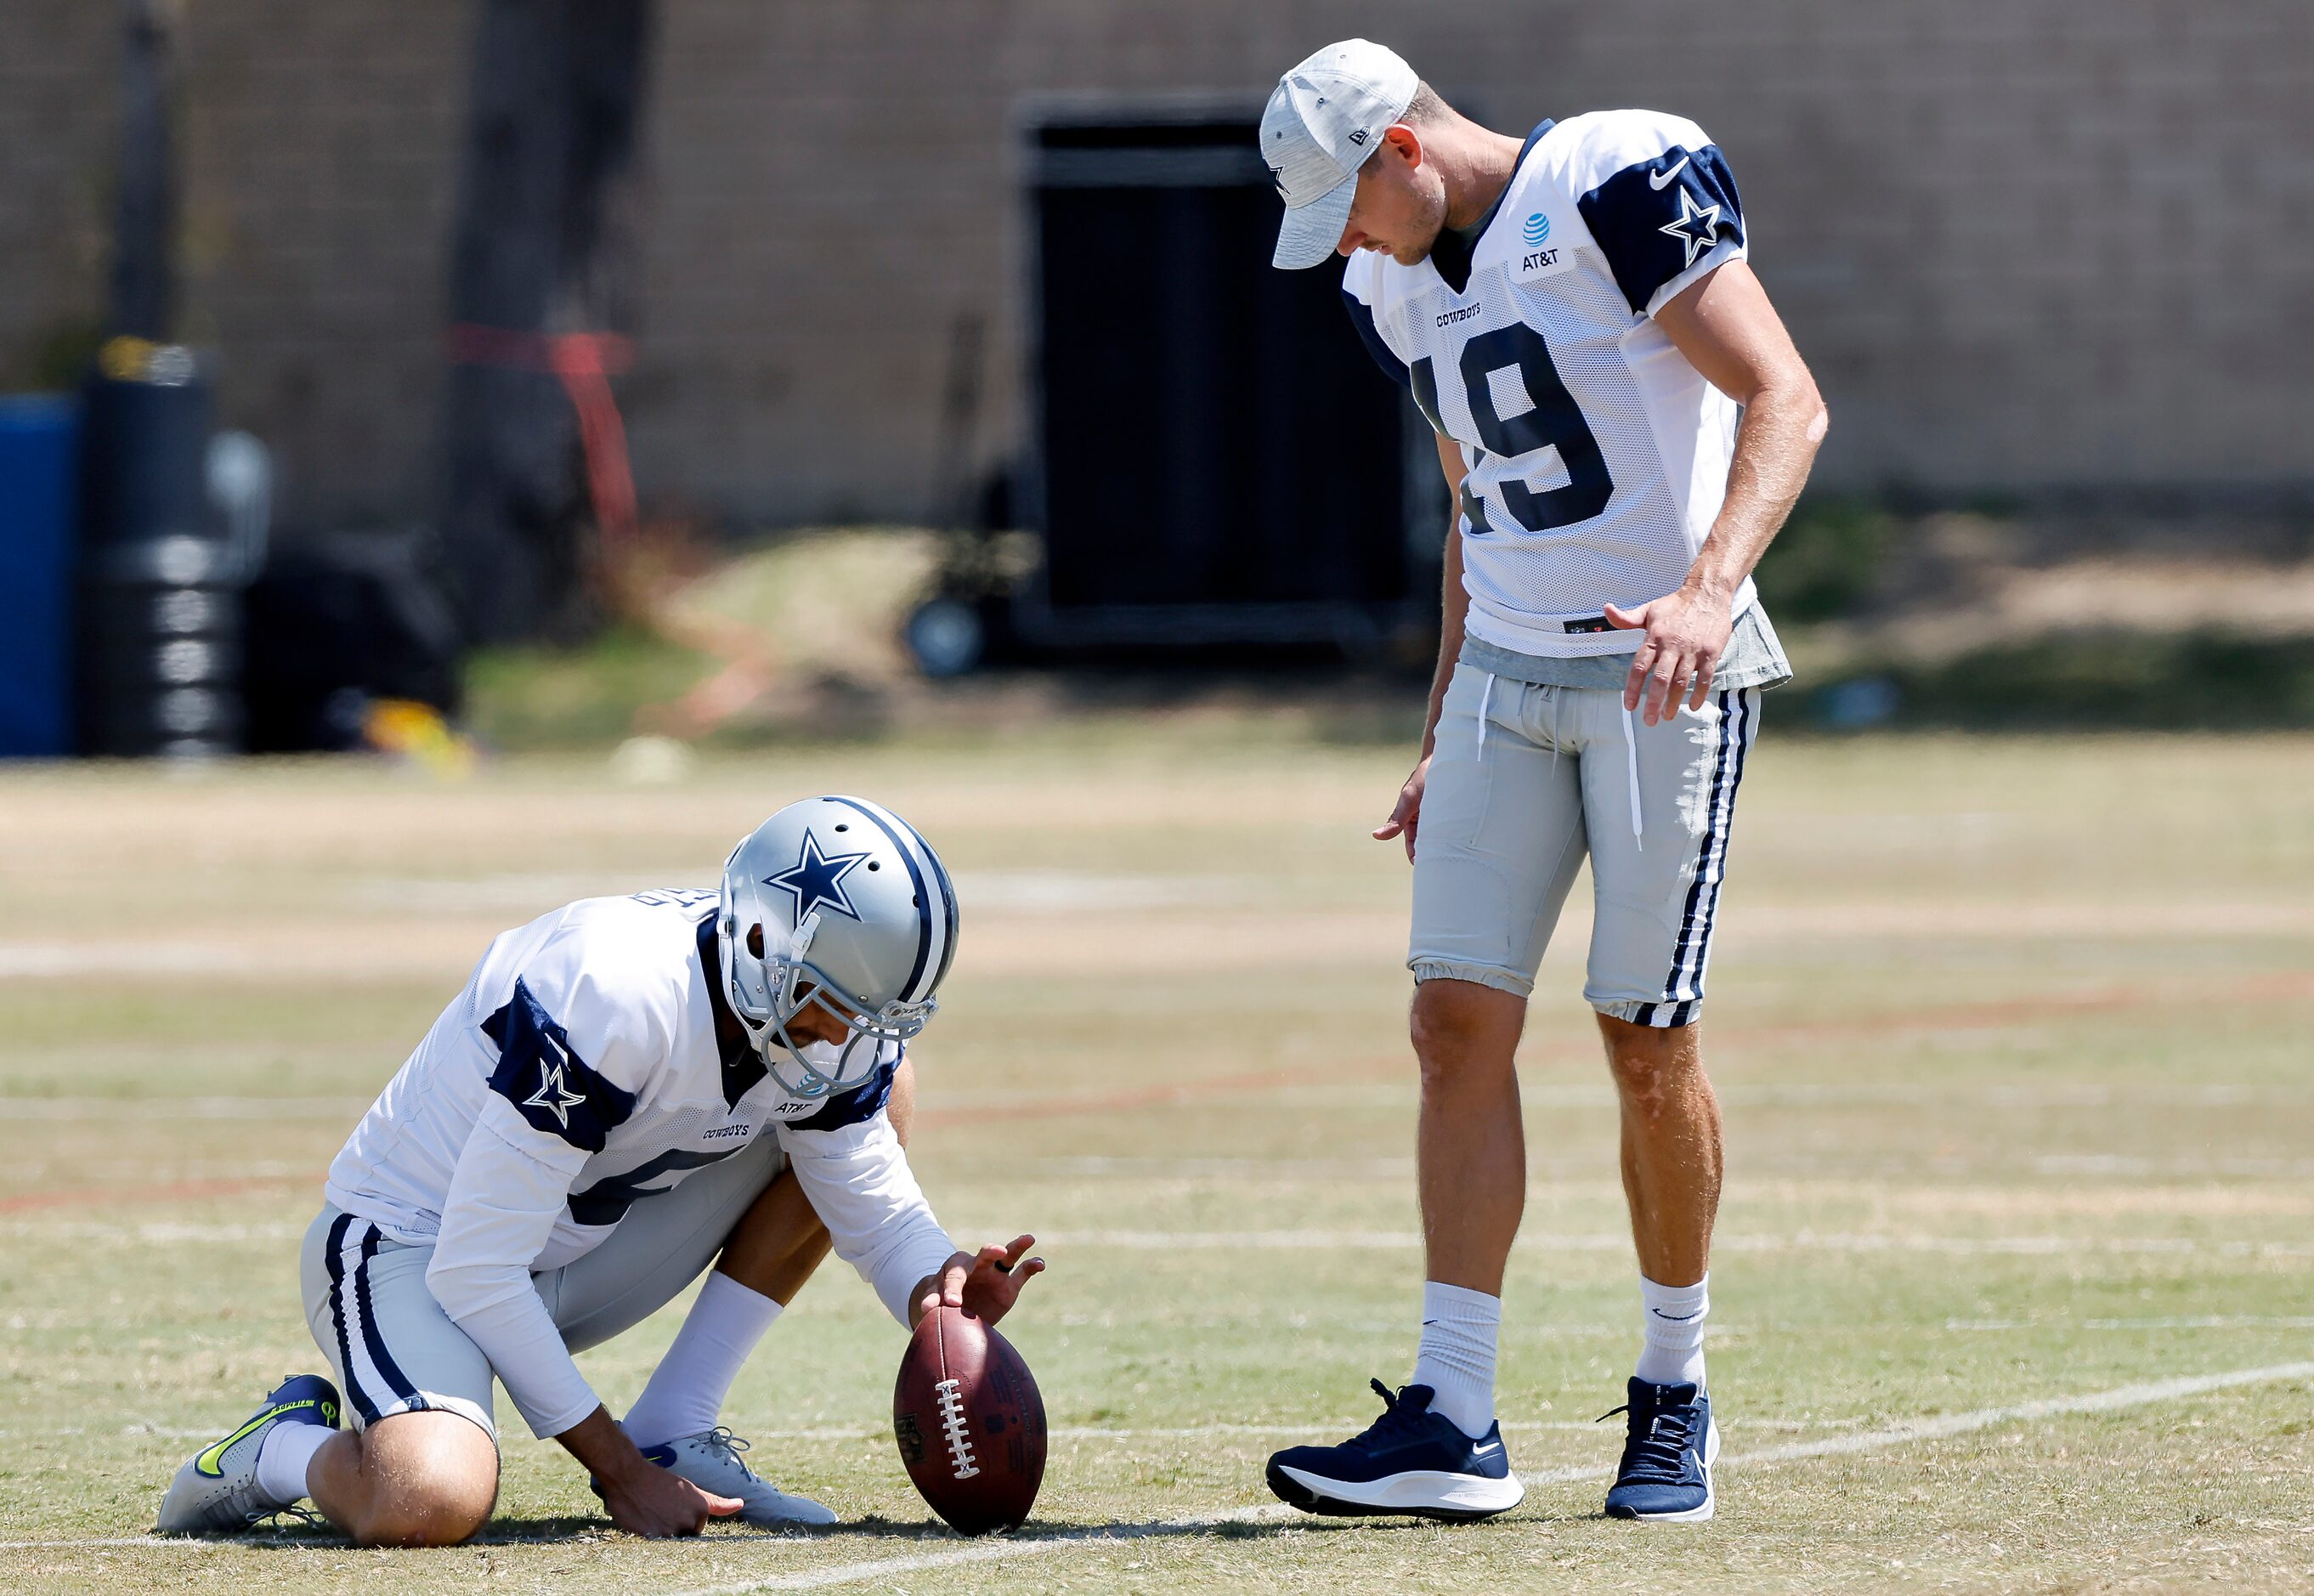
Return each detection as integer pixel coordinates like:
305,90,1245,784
763,829,873,922
1660,187,1723,269
522,1037,589,1129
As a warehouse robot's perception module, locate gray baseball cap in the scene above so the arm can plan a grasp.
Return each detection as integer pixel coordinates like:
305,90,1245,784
1261,40,1420,269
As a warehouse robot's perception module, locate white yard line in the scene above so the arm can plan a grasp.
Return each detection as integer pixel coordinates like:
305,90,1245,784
11,1212,2311,1260
0,1537,238,1551
4,1078,2301,1122
1689,1361,2314,1469
1947,1314,2314,1332
668,1508,1298,1596
1027,1228,2314,1259
0,1097,370,1121
772,1418,1629,1442
14,1361,2303,1582
675,1361,2314,1595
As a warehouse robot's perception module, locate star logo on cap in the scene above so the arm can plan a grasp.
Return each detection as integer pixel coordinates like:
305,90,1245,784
1266,161,1289,198
1659,188,1723,269
764,829,873,923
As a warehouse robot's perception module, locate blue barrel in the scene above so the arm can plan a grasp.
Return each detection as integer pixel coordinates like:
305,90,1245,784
0,395,81,758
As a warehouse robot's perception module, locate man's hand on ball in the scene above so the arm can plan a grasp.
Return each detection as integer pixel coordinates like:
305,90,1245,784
911,1236,1044,1327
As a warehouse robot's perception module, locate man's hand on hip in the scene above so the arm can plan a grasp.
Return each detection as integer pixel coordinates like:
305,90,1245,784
1605,585,1734,726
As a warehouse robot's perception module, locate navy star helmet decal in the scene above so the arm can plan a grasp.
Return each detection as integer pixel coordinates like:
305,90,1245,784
482,976,637,1152
762,828,874,922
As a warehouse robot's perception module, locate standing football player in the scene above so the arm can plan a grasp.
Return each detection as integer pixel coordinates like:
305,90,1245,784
158,795,1043,1544
1258,42,1825,1523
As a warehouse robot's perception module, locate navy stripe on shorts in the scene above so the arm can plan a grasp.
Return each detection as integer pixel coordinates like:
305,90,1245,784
1630,689,1757,1027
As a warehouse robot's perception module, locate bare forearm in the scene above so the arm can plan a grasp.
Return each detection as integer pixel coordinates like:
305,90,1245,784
1422,524,1471,756
556,1405,648,1483
1687,377,1827,600
566,1401,742,1535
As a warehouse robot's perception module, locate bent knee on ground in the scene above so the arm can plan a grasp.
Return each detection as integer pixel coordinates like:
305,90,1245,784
1409,978,1525,1087
342,1411,498,1548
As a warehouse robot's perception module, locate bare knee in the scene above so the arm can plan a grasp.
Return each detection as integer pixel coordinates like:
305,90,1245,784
1597,1015,1701,1115
337,1413,497,1548
1410,979,1525,1091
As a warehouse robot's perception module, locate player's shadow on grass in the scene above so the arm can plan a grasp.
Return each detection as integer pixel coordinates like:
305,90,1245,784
183,1508,1444,1549
787,1513,1396,1543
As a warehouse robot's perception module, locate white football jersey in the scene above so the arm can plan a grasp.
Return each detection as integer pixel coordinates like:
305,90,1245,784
325,889,955,1435
1344,110,1755,659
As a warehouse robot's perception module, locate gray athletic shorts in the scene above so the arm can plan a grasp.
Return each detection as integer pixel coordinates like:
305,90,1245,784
299,1135,786,1441
1410,663,1762,1026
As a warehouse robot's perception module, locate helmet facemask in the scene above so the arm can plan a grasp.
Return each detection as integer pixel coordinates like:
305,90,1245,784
721,908,936,1099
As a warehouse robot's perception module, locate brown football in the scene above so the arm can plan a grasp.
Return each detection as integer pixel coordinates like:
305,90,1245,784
891,1305,1046,1534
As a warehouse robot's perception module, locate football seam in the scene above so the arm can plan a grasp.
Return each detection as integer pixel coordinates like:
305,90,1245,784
934,1378,981,1480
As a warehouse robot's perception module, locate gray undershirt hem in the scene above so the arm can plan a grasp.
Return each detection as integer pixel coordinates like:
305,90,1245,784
1457,604,1794,693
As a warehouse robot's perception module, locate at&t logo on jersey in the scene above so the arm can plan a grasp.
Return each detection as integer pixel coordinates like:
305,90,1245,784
1518,210,1561,274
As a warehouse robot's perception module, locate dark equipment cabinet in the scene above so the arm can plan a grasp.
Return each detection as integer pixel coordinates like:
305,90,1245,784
1019,109,1426,652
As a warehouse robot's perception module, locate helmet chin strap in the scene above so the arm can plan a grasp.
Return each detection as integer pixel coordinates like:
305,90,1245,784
769,1027,877,1100
785,910,822,961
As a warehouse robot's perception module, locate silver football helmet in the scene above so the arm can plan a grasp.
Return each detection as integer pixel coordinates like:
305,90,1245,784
716,795,960,1099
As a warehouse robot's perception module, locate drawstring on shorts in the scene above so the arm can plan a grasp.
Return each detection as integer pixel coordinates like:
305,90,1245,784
1475,671,1496,757
1620,700,1645,851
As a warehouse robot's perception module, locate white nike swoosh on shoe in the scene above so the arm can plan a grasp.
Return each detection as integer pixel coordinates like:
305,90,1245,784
1649,155,1691,190
1277,1463,1525,1514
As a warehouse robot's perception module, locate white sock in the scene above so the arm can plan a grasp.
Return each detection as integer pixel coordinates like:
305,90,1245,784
1635,1273,1709,1389
1409,1281,1500,1440
622,1272,784,1449
253,1419,331,1505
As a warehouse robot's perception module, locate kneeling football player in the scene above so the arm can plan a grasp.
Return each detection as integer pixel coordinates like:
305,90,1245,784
158,795,1043,1544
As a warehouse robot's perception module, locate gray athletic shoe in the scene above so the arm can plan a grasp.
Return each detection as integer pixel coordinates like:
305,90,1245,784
653,1427,838,1526
156,1374,340,1535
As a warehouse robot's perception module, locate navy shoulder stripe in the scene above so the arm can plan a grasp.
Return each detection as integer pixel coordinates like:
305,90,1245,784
567,1145,745,1227
1576,143,1745,315
482,976,636,1152
1341,288,1412,393
785,1056,897,1135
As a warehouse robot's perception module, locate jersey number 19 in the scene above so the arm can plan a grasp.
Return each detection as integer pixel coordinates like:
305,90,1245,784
1409,323,1614,536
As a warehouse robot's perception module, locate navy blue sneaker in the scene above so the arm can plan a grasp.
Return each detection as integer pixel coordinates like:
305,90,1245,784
1601,1378,1719,1521
1265,1380,1524,1522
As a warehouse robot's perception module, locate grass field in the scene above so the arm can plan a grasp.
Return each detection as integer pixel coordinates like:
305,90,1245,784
3,725,2311,1593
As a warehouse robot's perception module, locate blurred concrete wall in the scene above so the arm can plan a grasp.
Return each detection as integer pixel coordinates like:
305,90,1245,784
2,2,2305,531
